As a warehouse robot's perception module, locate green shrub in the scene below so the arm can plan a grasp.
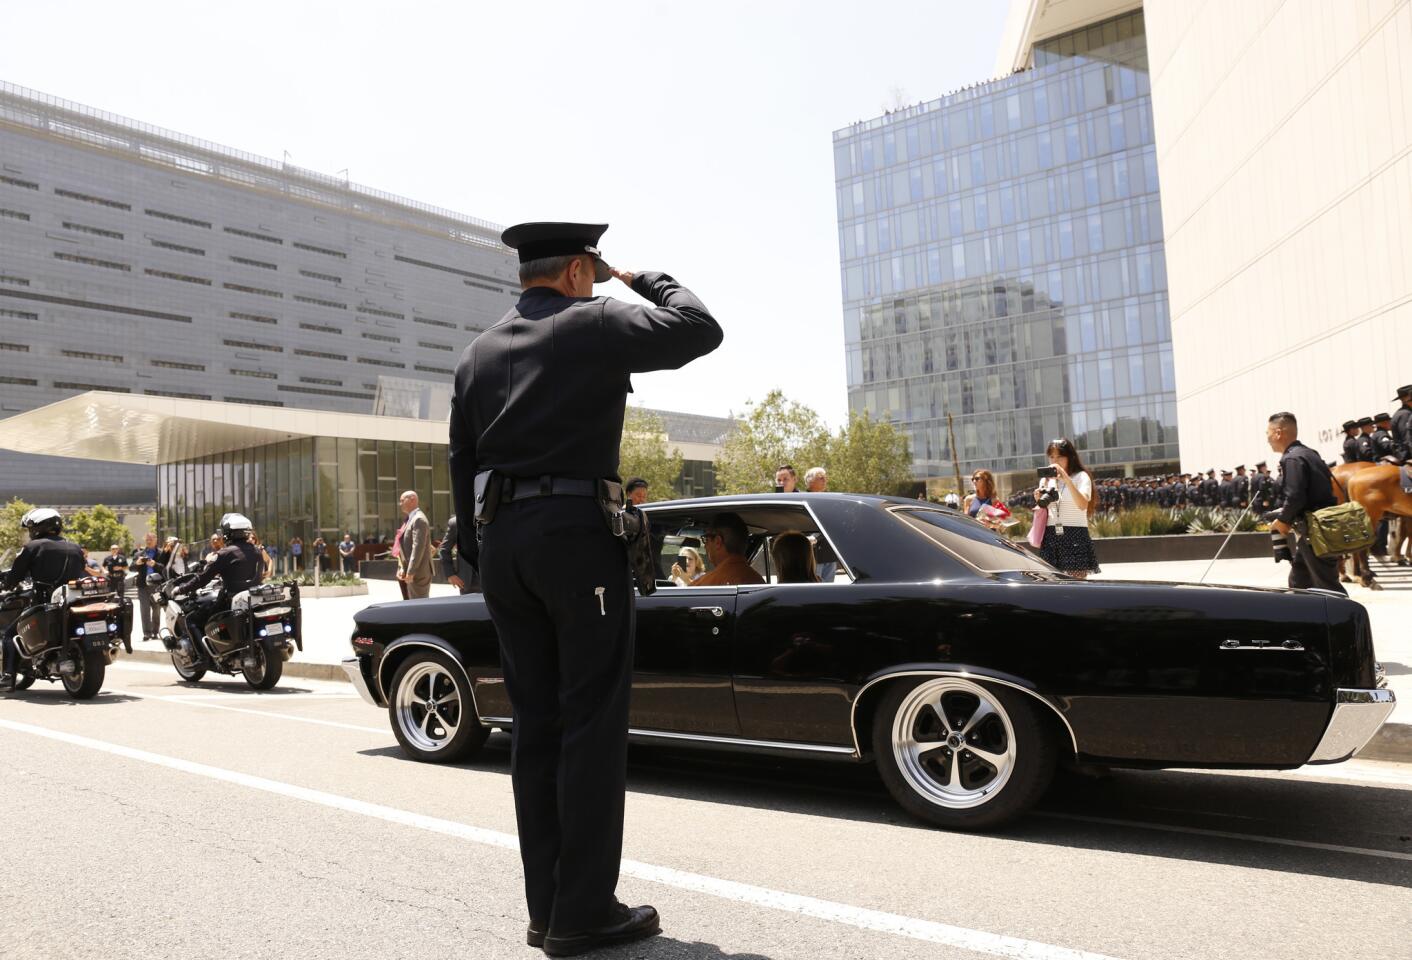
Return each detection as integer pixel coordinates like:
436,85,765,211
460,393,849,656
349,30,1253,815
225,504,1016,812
289,571,363,587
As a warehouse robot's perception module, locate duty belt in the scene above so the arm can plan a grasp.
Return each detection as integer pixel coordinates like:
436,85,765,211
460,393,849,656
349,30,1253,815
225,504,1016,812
503,476,601,502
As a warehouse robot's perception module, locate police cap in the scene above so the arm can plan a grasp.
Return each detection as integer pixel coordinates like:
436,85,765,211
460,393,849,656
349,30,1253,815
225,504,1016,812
1357,416,1374,427
501,221,612,282
1342,420,1359,431
1254,461,1267,469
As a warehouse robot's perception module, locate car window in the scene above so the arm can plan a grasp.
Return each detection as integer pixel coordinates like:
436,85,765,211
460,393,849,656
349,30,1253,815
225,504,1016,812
890,507,1054,574
643,503,852,585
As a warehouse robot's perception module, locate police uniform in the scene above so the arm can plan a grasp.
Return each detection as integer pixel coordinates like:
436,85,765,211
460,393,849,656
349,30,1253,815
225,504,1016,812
1354,417,1378,462
437,515,480,594
1276,440,1344,593
1391,386,1412,457
1218,472,1234,508
1233,467,1250,508
3,532,87,679
186,539,263,638
1371,415,1405,464
449,222,721,941
1341,421,1361,464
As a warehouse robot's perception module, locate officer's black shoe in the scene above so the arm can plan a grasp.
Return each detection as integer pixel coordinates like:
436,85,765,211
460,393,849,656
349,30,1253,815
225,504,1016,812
0,673,14,693
542,903,660,957
526,921,547,948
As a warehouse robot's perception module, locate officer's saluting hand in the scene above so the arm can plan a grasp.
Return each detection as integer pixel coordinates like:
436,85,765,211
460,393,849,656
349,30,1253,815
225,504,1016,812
448,222,720,955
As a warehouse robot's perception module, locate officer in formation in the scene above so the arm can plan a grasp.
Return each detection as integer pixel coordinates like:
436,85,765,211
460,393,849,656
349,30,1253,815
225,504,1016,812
0,509,88,691
1392,385,1412,458
1341,420,1362,464
1371,412,1407,464
449,222,721,955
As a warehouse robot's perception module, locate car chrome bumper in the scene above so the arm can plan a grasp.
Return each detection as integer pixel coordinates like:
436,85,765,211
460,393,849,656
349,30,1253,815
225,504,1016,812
342,656,379,706
1307,688,1396,764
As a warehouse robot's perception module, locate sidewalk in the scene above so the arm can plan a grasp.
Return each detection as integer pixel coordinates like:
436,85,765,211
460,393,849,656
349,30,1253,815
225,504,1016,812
1098,554,1410,760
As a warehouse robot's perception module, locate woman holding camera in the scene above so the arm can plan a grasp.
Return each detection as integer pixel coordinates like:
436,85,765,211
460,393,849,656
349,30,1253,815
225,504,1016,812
1033,437,1100,579
670,546,706,586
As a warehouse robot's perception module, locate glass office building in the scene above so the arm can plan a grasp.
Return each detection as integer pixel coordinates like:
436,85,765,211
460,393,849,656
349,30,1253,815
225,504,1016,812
832,11,1177,489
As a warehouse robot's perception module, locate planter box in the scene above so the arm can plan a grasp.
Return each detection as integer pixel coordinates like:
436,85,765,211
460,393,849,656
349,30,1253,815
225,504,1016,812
1093,531,1270,564
358,559,452,584
299,583,369,598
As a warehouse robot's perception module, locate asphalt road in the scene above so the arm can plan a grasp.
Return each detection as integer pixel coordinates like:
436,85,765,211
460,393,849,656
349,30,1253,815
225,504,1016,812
2,661,1409,960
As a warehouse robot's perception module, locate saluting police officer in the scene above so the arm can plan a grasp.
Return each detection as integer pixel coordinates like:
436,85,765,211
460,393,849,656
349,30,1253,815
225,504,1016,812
449,222,721,955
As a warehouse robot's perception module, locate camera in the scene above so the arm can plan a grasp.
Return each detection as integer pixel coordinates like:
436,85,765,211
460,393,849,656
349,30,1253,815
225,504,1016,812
1036,486,1060,509
1036,465,1058,479
1261,511,1293,563
774,483,786,493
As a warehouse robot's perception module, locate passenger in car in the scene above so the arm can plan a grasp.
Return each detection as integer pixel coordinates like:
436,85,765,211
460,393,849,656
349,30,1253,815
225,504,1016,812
689,513,765,586
669,546,705,586
772,531,819,583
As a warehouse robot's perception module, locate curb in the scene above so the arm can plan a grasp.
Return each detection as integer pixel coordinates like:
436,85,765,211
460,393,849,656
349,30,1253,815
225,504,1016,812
1357,719,1412,763
120,648,349,683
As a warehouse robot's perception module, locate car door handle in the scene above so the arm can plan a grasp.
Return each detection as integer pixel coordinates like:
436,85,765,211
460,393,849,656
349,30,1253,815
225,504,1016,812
689,606,725,618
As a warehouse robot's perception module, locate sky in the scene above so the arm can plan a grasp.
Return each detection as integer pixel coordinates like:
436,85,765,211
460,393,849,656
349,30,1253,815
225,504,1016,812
5,0,1009,428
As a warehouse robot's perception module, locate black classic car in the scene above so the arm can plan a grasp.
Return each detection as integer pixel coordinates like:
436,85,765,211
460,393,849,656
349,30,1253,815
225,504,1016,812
344,494,1395,828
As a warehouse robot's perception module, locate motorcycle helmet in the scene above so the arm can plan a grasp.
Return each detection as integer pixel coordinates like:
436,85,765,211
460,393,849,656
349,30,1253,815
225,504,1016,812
20,507,63,538
219,512,254,541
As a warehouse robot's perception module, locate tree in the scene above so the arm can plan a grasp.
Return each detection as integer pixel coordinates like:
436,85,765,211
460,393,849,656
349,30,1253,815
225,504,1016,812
825,410,915,496
715,390,830,494
0,497,35,565
618,406,684,502
66,505,134,553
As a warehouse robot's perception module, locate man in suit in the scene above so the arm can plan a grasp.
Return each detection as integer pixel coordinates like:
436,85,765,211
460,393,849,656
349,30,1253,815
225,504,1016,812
437,515,479,594
396,490,434,600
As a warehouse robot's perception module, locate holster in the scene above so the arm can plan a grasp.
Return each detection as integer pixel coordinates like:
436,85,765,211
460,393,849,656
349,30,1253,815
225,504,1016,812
473,470,502,529
596,479,656,597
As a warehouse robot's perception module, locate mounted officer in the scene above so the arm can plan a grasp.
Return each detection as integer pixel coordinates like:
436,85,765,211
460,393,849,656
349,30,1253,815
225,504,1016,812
1,509,87,691
1354,417,1378,462
449,222,721,955
1340,420,1361,464
1372,413,1405,464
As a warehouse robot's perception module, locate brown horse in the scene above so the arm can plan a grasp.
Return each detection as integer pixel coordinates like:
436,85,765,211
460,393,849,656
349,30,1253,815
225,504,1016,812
1331,462,1381,588
1348,465,1412,552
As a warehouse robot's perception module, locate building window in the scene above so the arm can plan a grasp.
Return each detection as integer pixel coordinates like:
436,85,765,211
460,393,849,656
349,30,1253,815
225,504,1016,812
55,380,131,393
0,308,38,321
1,175,39,190
356,356,405,368
0,287,189,322
292,241,346,259
224,396,284,407
277,384,374,400
293,294,347,310
413,315,456,329
145,268,212,285
150,238,205,255
0,208,29,221
393,253,505,287
231,255,278,270
299,322,341,334
0,341,30,351
63,221,124,240
464,279,503,293
414,364,454,375
299,269,342,284
222,339,283,352
54,188,130,210
230,311,278,324
358,305,404,320
144,388,212,400
0,375,38,385
300,375,342,386
223,282,283,298
294,348,347,361
151,359,206,371
223,226,283,244
0,275,30,287
418,340,454,351
231,368,277,379
54,251,130,272
145,209,212,228
62,349,124,364
361,332,400,343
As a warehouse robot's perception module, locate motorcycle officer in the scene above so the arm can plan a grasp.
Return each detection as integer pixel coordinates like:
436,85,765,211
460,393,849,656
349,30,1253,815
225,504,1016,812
174,513,262,658
1,509,88,691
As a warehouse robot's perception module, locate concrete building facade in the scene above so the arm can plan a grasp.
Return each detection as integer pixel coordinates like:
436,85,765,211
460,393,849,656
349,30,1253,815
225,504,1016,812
0,81,517,504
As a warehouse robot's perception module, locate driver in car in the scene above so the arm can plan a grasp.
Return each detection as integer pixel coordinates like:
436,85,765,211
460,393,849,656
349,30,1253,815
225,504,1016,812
687,513,764,586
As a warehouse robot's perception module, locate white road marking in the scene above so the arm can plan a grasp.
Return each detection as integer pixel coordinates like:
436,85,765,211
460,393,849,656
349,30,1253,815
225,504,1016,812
105,688,389,736
0,717,1121,960
1036,812,1412,862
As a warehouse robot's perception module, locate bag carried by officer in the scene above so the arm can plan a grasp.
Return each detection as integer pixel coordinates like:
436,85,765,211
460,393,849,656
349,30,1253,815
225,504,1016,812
1306,476,1375,558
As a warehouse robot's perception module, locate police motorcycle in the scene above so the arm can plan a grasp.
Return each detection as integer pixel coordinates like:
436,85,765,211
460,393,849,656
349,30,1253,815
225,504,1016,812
150,516,302,690
0,510,126,699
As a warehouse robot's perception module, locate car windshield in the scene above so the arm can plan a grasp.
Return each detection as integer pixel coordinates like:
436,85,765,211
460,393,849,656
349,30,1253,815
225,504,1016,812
890,507,1056,575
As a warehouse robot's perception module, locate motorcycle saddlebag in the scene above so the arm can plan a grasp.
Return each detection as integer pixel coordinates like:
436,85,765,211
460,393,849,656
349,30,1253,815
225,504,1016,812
15,604,62,659
204,608,247,656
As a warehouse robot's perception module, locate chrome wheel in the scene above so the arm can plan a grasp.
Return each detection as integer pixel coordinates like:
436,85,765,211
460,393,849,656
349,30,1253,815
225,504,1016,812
891,677,1016,809
394,661,462,753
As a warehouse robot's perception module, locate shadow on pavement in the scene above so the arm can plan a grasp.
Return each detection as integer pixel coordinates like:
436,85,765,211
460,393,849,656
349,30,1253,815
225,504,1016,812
604,939,772,960
355,734,1412,890
1,689,142,706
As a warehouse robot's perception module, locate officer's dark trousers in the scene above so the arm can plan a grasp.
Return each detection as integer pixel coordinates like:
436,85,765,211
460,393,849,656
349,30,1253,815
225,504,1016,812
1289,524,1347,595
479,497,633,932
